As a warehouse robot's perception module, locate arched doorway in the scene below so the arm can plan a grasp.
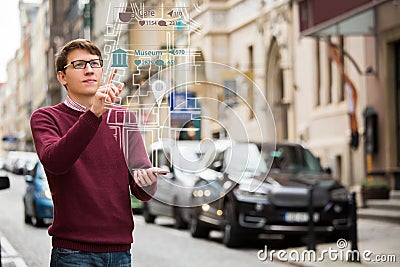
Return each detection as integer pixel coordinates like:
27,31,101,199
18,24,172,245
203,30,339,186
266,38,288,141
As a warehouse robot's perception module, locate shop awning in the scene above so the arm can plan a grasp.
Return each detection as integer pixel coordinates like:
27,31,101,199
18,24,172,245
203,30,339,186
298,0,389,36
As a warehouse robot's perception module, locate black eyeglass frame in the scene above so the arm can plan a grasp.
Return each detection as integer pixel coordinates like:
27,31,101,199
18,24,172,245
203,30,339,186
63,59,104,70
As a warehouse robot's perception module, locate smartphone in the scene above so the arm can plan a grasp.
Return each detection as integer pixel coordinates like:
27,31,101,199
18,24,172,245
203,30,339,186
132,168,170,175
156,169,169,175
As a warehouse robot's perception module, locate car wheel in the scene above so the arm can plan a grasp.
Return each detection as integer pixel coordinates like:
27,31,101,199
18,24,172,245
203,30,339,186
330,229,350,242
24,212,31,224
31,214,45,227
23,201,31,224
190,215,210,238
223,200,242,248
142,203,156,223
173,207,188,229
31,203,45,227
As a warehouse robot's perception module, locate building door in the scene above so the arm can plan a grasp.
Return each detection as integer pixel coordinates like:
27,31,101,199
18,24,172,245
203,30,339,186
396,42,400,168
266,38,288,141
394,42,400,190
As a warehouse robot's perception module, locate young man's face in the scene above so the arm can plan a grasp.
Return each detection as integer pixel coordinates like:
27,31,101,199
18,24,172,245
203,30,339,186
57,49,103,99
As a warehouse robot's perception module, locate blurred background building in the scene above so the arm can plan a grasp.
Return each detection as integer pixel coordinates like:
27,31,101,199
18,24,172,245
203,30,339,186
0,0,399,192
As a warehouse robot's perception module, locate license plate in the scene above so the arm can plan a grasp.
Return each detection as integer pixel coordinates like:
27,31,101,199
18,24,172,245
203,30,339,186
284,212,319,223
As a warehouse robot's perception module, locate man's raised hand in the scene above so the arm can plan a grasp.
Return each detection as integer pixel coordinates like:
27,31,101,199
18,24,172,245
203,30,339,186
90,69,124,117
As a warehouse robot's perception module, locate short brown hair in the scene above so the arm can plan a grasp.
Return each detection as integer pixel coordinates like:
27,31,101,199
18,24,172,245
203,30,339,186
55,39,102,72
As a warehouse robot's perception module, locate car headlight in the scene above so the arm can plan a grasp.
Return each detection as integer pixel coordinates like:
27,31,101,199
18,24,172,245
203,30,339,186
234,189,268,198
330,188,348,201
193,189,212,198
233,183,270,200
40,189,52,199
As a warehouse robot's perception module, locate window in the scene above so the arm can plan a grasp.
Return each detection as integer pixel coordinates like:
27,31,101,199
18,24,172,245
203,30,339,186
247,45,255,118
338,37,345,102
327,37,333,104
316,36,345,106
37,164,47,181
265,145,323,173
149,149,171,169
315,38,321,107
248,45,254,70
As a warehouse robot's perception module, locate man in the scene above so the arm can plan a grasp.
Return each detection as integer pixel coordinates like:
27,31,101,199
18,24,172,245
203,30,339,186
31,39,161,266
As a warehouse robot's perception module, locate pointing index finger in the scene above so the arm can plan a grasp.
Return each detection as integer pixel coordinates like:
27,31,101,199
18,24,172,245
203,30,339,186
106,69,117,85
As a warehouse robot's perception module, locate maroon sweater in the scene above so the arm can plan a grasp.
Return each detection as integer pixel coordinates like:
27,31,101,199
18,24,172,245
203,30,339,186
30,103,155,252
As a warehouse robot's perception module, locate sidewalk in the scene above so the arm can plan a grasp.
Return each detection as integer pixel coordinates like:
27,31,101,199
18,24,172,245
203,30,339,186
273,219,400,267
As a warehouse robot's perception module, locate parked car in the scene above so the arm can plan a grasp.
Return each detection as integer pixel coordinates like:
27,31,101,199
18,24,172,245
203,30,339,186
4,151,19,172
3,151,38,175
13,152,38,175
0,156,5,170
142,139,230,228
190,142,351,247
23,161,53,226
22,153,39,175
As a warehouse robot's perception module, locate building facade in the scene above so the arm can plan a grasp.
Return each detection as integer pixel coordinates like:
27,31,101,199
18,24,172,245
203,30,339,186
3,0,399,192
296,0,400,189
188,0,399,190
1,0,95,152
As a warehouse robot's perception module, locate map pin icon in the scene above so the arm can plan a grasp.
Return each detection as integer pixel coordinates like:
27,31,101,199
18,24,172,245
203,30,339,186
151,80,167,106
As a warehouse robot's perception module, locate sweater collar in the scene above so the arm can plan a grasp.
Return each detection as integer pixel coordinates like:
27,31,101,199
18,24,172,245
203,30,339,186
64,95,87,112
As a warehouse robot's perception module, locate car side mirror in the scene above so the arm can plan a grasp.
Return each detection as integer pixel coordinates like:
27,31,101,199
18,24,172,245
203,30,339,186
24,175,34,183
212,160,223,171
324,167,332,175
0,176,10,190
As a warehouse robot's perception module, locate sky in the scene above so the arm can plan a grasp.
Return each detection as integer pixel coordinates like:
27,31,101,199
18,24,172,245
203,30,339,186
0,0,21,83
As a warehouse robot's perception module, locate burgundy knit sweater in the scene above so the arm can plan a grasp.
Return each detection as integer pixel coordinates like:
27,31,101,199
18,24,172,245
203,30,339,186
30,103,155,252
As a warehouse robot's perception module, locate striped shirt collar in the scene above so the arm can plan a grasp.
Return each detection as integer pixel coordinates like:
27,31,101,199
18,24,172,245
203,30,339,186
64,96,87,112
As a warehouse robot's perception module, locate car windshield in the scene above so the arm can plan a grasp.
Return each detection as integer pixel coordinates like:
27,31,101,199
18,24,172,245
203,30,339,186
262,144,323,173
224,143,268,175
173,144,215,172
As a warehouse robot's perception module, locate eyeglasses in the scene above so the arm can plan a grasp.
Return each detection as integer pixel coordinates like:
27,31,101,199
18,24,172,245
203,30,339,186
64,59,103,70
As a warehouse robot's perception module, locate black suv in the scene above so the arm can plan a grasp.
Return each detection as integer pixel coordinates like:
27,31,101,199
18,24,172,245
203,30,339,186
190,142,352,247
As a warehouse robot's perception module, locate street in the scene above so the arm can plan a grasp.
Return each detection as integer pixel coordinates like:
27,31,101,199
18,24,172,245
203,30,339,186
0,171,50,267
1,3,400,267
0,172,290,267
1,171,399,267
